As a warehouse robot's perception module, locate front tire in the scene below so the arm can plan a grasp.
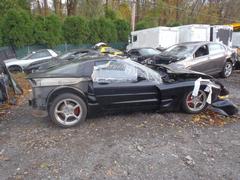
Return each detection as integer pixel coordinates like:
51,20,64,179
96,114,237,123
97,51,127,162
49,93,87,128
221,61,233,78
182,90,208,114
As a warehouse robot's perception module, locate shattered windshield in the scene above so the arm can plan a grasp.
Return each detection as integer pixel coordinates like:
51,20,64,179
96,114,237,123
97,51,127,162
20,53,33,60
161,45,196,58
139,48,161,56
92,58,162,83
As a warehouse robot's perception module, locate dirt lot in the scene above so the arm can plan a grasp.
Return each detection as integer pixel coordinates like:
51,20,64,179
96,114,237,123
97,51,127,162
0,72,240,180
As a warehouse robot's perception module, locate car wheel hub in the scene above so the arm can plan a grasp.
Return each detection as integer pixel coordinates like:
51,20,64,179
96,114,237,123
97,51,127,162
54,99,82,125
186,90,207,112
224,63,232,77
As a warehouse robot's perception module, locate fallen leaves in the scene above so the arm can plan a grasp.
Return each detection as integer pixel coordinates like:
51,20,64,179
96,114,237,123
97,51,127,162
0,73,31,117
192,109,237,127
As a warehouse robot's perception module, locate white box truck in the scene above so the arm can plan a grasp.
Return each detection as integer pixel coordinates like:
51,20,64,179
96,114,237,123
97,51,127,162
176,24,211,43
127,26,179,50
210,25,233,47
127,24,233,50
232,32,240,47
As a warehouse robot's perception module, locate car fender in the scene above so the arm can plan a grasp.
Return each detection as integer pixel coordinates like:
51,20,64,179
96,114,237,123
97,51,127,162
7,62,24,70
46,86,87,108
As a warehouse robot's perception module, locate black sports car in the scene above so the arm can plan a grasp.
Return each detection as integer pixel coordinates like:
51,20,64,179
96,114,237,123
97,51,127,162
25,49,101,74
28,57,235,128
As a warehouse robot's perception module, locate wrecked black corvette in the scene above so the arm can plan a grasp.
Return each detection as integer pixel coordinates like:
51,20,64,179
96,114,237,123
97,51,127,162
28,57,237,127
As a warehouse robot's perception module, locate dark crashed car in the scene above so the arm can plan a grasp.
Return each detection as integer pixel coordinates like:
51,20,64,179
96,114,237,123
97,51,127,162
28,57,236,128
127,47,161,62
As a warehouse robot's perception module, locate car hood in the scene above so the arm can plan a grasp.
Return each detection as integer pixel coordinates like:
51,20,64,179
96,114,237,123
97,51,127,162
146,55,184,65
4,58,19,64
148,63,213,80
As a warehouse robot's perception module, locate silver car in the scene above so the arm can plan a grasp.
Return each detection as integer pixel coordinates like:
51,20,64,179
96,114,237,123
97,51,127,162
4,49,58,73
144,42,237,78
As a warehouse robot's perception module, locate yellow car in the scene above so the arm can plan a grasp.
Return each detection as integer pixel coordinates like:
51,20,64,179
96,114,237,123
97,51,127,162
99,46,124,56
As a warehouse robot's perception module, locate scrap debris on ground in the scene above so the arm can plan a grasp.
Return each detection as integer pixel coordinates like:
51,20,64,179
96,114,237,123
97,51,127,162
192,109,239,127
0,73,31,117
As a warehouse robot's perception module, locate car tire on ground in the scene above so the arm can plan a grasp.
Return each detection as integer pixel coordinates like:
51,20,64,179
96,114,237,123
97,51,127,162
49,93,87,128
182,89,208,114
220,61,233,78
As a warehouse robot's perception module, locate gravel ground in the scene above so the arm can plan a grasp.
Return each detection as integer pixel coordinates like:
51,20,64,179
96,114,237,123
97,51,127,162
0,71,240,180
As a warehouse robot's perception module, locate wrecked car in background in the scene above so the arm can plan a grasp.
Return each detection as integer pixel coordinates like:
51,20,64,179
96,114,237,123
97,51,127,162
24,49,102,74
94,42,124,56
144,42,237,78
0,62,22,104
28,57,237,128
4,49,58,73
127,47,161,62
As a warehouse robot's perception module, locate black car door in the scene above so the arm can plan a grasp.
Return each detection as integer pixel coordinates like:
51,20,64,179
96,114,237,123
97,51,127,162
92,60,160,110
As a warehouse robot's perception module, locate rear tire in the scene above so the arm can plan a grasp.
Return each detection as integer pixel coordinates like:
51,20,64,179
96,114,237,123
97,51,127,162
182,90,208,114
220,61,233,78
48,93,87,128
8,66,22,73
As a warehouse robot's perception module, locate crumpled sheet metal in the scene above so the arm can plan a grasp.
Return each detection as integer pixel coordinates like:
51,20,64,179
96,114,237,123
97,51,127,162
211,99,239,116
193,77,220,104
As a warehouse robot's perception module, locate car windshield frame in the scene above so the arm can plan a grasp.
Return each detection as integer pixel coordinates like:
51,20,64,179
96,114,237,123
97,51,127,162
123,58,163,83
161,44,197,58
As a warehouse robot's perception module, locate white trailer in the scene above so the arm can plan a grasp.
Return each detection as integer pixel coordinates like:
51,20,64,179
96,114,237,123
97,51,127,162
232,32,240,47
127,26,179,50
127,24,233,50
176,24,211,43
211,25,233,47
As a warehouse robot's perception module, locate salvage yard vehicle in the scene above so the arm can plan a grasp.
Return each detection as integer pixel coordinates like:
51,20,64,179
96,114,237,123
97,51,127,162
144,42,237,78
24,49,101,74
127,47,161,62
28,57,235,128
4,49,58,73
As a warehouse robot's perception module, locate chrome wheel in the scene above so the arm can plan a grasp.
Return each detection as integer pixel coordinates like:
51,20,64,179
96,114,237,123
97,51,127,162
54,99,82,126
186,90,207,112
224,62,232,77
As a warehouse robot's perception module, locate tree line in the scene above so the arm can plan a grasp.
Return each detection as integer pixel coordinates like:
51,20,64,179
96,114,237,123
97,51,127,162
0,0,239,48
0,1,131,48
